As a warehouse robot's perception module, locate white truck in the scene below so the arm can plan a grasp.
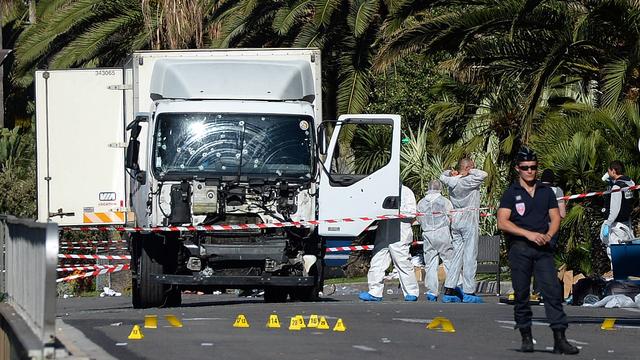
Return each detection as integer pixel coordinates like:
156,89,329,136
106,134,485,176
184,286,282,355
35,49,402,308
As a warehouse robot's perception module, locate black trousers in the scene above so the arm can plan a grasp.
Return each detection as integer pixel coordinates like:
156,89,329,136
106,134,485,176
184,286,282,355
508,241,568,330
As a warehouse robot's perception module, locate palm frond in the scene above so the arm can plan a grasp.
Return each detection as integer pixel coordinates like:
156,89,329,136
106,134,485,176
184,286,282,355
272,0,313,36
348,0,379,38
601,58,628,108
314,0,341,27
292,22,326,47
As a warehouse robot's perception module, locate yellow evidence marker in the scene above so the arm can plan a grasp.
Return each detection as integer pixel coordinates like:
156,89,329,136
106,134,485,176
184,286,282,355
333,318,347,332
128,325,144,340
426,317,455,333
601,318,616,330
295,315,306,329
267,314,281,329
307,314,319,328
317,316,330,330
289,316,302,331
144,315,158,329
233,314,250,328
165,315,183,328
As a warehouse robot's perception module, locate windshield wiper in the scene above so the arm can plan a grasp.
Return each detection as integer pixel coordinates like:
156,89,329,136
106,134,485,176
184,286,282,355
236,121,246,184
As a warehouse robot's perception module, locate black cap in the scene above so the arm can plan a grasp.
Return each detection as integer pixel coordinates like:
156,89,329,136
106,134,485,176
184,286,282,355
541,169,554,184
516,147,537,163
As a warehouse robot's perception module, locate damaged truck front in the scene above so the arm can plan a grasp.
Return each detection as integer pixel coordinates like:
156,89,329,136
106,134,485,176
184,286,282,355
36,49,402,308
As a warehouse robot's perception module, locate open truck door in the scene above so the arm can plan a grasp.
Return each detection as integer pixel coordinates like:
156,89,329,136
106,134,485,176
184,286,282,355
35,69,126,226
318,114,401,238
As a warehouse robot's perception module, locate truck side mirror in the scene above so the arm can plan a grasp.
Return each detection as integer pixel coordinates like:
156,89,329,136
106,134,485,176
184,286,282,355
125,138,140,170
317,123,328,155
125,113,148,174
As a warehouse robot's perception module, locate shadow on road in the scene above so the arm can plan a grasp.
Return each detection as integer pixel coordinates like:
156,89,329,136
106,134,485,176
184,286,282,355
178,296,340,308
533,315,640,326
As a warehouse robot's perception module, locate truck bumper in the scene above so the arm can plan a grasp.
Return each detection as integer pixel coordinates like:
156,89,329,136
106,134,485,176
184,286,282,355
195,240,288,263
152,274,314,287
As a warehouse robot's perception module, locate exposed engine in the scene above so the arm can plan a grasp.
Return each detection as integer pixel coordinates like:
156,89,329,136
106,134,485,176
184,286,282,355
152,179,317,280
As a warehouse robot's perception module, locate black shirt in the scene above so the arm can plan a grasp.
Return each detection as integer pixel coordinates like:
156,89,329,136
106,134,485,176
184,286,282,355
603,175,634,222
499,181,559,245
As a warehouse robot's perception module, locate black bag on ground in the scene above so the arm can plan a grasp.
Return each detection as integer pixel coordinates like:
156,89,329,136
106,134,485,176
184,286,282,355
604,280,640,298
572,276,607,306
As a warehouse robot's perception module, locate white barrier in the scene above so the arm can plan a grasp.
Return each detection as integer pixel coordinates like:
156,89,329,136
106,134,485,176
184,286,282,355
0,215,58,356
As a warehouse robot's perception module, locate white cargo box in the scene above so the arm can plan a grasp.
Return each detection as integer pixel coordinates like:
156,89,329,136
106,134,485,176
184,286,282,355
35,68,127,226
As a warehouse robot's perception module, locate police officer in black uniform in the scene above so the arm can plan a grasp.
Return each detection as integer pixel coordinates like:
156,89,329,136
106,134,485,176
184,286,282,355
497,147,578,355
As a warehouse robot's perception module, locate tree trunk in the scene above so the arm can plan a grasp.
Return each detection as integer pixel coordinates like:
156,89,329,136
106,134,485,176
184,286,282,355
1,16,4,128
29,0,36,24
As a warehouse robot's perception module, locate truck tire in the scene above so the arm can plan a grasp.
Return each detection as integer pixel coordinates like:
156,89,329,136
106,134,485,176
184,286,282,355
263,287,288,303
132,235,182,308
290,261,323,302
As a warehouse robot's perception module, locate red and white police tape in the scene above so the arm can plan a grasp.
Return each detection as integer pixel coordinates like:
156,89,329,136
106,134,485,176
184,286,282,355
59,246,127,251
57,264,123,272
60,240,127,245
557,184,640,201
58,254,131,260
59,210,493,234
57,264,130,283
326,245,374,252
56,184,640,234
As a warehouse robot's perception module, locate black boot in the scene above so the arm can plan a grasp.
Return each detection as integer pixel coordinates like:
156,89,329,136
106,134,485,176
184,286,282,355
519,327,534,352
552,329,579,355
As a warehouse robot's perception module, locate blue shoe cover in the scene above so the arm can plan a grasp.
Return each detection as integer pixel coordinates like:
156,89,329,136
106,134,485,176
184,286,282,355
443,294,461,303
462,293,484,303
359,291,382,302
454,286,464,299
425,293,438,302
404,295,418,302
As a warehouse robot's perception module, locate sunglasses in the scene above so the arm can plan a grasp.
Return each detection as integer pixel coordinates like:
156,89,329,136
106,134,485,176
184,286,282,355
518,165,538,171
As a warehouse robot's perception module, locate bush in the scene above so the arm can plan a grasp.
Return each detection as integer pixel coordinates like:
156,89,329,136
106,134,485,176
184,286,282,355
0,127,36,218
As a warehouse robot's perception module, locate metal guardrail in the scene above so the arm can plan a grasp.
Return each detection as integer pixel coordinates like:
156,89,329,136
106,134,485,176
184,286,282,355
0,215,58,351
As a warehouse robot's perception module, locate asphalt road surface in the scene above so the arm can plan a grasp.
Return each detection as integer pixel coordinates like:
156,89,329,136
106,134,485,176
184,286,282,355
57,289,640,360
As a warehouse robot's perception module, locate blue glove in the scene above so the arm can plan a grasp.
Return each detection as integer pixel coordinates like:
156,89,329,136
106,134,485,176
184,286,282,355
601,223,610,242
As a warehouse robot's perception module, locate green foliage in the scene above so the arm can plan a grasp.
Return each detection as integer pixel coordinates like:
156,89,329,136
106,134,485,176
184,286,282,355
216,0,391,117
351,124,392,175
366,53,448,131
12,0,148,86
7,0,640,277
0,127,36,218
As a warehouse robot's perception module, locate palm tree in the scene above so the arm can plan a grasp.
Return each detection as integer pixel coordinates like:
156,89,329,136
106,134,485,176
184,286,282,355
531,100,640,275
13,0,148,86
12,0,226,87
215,0,393,118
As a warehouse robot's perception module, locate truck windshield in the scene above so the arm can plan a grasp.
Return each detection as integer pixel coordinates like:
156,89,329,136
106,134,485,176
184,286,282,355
153,112,312,180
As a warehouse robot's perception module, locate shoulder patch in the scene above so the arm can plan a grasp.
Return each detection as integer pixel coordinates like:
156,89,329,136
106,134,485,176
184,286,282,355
515,195,522,201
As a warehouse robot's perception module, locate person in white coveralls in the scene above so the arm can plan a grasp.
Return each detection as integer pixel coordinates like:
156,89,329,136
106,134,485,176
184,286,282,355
440,158,487,303
416,180,460,302
359,185,420,301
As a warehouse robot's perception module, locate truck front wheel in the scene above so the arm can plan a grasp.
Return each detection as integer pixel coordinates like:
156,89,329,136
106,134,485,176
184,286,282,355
131,234,182,308
290,261,323,302
263,287,288,303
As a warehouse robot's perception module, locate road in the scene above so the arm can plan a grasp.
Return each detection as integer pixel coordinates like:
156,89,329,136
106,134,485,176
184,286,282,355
57,288,640,360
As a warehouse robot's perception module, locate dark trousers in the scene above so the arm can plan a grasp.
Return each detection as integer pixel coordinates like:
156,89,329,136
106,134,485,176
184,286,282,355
508,241,568,330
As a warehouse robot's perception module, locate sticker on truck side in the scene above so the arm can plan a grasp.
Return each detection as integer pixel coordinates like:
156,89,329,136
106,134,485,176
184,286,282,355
83,211,125,224
99,192,116,201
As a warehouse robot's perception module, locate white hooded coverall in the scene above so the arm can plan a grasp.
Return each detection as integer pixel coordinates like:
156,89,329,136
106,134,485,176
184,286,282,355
417,190,458,295
600,176,636,262
367,186,420,298
440,169,488,294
